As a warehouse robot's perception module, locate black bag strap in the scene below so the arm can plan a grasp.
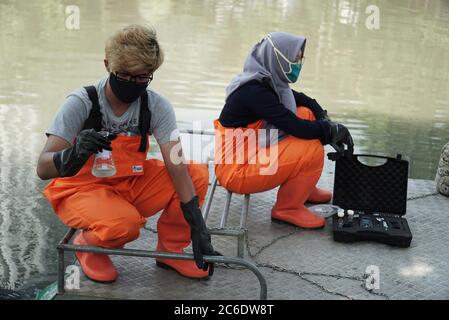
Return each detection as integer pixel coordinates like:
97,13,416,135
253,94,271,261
82,86,103,131
82,86,151,153
138,91,151,153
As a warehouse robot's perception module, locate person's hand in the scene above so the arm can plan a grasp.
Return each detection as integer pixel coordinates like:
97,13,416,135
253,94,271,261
53,129,115,177
319,109,331,121
74,129,115,160
181,196,219,275
326,121,354,153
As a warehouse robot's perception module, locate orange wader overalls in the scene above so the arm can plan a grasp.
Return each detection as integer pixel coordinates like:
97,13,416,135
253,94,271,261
44,86,210,281
214,106,331,229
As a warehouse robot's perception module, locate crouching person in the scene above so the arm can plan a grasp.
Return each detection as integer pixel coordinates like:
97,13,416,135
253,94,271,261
37,24,215,282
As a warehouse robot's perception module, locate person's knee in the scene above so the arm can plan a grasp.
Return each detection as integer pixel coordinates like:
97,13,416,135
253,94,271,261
296,106,316,121
98,214,143,244
280,138,324,176
188,163,209,199
121,214,143,241
307,141,325,172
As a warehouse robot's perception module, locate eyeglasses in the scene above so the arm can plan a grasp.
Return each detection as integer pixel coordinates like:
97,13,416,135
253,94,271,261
115,72,154,84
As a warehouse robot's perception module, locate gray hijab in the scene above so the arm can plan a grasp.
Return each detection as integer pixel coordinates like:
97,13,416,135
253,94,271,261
226,32,306,146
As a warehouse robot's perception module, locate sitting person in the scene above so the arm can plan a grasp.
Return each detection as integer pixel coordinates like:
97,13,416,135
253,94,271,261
214,32,353,229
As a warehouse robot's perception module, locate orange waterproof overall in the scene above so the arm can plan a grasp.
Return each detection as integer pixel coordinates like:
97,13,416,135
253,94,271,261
44,136,208,250
214,106,330,228
43,89,209,279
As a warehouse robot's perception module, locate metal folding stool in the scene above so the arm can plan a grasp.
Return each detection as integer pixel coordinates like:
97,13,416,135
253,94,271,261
202,175,251,259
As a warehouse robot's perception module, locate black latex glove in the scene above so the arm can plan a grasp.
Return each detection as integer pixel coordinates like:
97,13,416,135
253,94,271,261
53,129,115,177
326,121,354,153
181,196,218,275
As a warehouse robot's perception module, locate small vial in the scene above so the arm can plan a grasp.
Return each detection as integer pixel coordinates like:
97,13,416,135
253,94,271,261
337,209,345,228
347,210,354,222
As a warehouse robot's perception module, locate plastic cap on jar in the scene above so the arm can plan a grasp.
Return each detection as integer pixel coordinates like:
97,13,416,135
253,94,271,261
347,210,355,216
337,210,345,218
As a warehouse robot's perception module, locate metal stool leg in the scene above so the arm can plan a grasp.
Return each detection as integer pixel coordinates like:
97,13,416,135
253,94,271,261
237,233,245,258
240,194,250,229
237,194,250,258
203,175,218,222
219,191,233,228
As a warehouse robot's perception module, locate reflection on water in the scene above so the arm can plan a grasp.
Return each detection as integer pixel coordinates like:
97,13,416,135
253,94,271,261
0,0,448,292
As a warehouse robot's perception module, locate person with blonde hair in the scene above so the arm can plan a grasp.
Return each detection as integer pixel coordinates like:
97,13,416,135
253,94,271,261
37,24,216,282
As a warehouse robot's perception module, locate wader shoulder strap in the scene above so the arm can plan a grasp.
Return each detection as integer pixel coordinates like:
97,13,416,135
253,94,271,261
138,91,151,153
82,86,102,131
83,86,150,153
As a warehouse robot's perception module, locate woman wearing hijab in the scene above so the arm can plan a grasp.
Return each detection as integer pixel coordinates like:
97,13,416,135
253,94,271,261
214,32,353,229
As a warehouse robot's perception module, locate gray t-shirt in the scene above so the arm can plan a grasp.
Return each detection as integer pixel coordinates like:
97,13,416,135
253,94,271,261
46,76,179,145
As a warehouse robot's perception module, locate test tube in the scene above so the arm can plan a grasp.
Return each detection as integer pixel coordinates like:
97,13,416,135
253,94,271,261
347,209,354,222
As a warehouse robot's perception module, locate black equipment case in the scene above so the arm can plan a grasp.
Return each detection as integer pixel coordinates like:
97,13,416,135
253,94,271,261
328,151,413,247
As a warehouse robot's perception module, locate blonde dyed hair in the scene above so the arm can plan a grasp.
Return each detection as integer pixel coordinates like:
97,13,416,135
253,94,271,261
105,24,164,74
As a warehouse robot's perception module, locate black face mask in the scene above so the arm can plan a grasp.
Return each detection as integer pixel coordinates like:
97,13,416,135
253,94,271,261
109,73,148,103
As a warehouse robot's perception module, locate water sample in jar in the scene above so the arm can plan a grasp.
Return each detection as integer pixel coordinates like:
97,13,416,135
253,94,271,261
92,150,116,177
91,131,116,178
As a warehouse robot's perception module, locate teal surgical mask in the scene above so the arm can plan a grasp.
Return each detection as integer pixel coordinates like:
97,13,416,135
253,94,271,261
266,35,303,83
287,62,302,83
